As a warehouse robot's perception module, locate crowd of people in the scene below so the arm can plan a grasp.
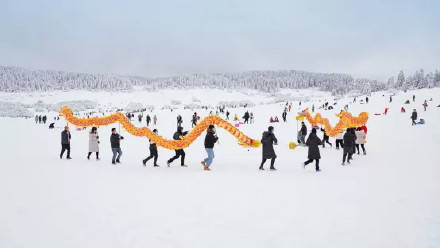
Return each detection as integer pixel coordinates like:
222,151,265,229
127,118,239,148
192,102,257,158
54,92,435,172
35,115,48,124
58,119,369,173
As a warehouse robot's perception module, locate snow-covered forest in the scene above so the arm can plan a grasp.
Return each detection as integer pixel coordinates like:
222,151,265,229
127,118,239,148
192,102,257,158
0,66,142,91
1,66,439,95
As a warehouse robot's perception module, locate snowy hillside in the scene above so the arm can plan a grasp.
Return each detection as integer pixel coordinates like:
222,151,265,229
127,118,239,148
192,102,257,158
1,88,439,248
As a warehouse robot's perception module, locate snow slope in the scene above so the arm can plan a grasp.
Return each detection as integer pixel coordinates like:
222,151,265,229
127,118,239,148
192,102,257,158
0,88,439,248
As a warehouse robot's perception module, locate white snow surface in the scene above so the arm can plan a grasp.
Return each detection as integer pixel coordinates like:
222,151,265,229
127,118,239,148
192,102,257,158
1,88,439,248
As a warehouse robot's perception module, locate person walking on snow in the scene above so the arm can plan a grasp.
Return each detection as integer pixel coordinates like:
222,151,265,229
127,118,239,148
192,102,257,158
177,115,183,127
259,126,278,171
110,128,124,164
143,129,159,167
60,126,72,159
192,112,198,127
282,110,287,122
153,114,157,125
320,128,332,148
302,128,322,172
299,122,307,145
243,111,250,124
342,128,356,165
335,130,344,150
411,109,418,125
146,114,151,126
87,127,100,160
355,127,366,155
423,100,428,111
201,125,218,171
167,126,188,167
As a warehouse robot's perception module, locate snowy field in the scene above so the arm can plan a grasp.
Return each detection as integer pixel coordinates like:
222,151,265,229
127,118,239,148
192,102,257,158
1,88,439,248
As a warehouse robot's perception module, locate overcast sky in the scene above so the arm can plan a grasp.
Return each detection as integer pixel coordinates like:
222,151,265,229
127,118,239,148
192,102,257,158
1,0,439,80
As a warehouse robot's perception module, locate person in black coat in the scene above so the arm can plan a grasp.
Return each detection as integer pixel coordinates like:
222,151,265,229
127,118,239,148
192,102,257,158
143,129,159,167
342,128,356,165
299,122,307,144
303,128,322,171
60,126,72,159
201,125,218,171
167,126,188,167
282,110,287,122
110,128,124,164
243,111,250,124
146,115,151,126
411,109,417,125
259,126,278,170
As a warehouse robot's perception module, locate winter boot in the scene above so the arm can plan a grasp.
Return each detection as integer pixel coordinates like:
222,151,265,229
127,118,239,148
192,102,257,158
204,166,210,171
142,159,147,166
270,166,277,171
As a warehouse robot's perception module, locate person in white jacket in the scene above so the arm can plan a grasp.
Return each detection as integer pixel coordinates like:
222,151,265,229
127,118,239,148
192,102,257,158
335,130,344,150
87,127,100,160
354,127,366,155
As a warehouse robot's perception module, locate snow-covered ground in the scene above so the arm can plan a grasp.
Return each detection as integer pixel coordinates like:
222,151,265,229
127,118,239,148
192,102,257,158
1,88,439,248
